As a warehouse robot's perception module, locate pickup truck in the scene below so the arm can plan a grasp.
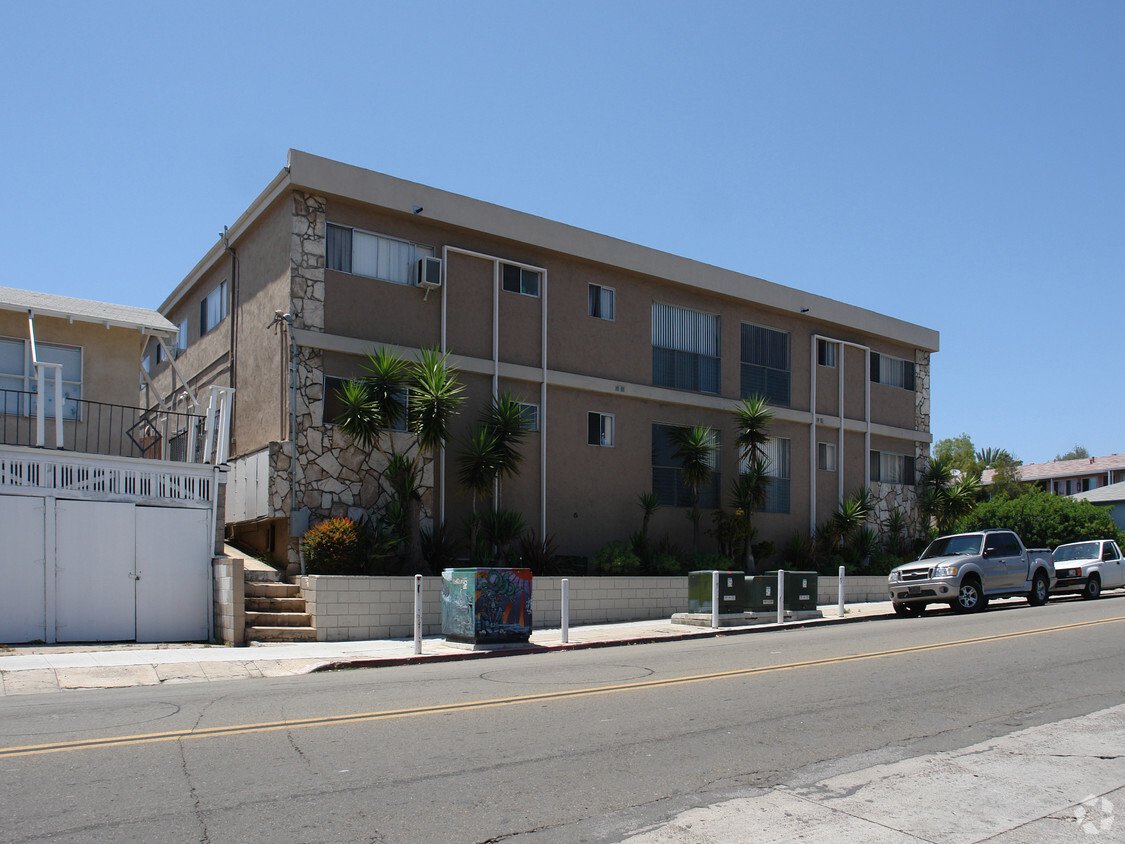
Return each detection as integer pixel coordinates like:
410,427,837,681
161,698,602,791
887,529,1054,616
1052,539,1125,599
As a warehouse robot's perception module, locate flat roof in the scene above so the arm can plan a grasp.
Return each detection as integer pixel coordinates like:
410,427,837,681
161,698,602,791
0,285,177,335
163,149,940,353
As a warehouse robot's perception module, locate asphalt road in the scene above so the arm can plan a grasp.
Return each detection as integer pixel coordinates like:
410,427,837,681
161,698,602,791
2,595,1123,843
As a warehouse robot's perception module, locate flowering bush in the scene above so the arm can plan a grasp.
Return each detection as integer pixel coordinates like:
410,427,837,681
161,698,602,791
301,517,365,575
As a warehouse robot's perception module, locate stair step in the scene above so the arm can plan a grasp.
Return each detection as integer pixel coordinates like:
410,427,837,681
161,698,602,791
245,596,307,613
245,611,312,627
245,581,300,599
245,625,318,643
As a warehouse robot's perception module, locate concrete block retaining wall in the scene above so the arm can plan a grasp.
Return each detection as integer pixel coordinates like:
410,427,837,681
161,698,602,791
213,555,245,646
298,574,890,642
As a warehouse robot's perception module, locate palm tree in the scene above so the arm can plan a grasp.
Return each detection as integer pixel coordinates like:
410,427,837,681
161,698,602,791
733,394,774,573
668,425,718,554
481,393,528,508
336,346,464,574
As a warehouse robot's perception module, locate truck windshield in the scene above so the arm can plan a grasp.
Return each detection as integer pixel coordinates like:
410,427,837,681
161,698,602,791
1053,542,1100,562
920,534,984,559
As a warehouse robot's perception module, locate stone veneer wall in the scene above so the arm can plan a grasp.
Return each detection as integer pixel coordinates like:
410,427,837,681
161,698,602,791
298,575,890,642
871,349,932,536
212,555,245,645
272,191,435,570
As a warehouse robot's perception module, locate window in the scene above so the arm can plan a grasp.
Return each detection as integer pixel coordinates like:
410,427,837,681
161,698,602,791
870,450,915,485
322,376,407,431
741,323,790,406
588,284,614,320
817,441,837,471
326,223,434,286
652,303,720,394
817,339,837,367
750,436,791,513
200,281,228,335
517,402,539,432
502,263,541,297
176,319,188,353
652,424,721,508
155,343,166,364
0,336,82,419
587,412,614,447
870,352,915,391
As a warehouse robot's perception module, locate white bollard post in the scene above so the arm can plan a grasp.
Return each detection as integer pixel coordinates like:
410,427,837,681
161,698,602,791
561,578,570,644
711,570,720,629
777,569,785,625
838,565,846,617
413,574,423,655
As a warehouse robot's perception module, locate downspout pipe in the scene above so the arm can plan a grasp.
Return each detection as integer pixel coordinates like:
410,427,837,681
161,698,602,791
223,226,239,450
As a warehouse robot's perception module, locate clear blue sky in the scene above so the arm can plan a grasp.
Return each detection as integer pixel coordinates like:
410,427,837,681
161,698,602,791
2,1,1121,465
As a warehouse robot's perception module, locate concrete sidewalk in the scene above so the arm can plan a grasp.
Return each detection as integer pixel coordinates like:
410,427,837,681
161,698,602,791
0,601,895,696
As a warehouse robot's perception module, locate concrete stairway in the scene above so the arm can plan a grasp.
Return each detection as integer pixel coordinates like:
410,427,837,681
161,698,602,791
242,559,317,643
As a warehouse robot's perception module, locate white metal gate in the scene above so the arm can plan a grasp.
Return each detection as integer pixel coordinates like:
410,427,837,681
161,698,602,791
0,447,219,644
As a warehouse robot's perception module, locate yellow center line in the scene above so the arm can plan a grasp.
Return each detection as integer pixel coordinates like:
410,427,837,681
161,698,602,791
3,615,1121,759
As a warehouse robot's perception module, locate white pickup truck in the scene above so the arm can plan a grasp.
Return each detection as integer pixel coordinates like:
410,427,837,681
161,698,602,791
888,529,1054,616
1052,539,1125,599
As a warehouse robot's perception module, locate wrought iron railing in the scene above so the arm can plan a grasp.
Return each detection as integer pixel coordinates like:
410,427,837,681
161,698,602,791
0,389,207,463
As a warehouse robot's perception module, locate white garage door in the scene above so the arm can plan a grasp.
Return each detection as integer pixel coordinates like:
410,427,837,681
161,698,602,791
0,496,46,643
136,506,211,642
55,500,137,642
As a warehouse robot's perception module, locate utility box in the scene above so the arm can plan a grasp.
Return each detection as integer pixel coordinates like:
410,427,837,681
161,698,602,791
746,576,777,613
765,570,818,611
688,570,747,613
441,568,532,644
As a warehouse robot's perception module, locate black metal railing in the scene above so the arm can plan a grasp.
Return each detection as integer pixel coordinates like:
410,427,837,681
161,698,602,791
0,388,207,463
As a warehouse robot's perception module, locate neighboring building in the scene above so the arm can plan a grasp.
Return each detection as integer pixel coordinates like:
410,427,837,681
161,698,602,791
982,455,1125,497
0,286,232,643
147,150,939,569
1070,481,1125,533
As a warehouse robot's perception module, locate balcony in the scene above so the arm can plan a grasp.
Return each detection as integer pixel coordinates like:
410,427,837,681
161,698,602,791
0,388,225,465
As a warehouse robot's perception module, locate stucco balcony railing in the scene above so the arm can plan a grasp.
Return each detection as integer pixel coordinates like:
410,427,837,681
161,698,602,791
0,388,208,463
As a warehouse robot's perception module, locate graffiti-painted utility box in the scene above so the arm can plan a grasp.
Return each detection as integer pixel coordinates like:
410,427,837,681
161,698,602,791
441,568,533,644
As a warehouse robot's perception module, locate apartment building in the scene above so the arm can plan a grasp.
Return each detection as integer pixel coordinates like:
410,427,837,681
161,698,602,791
147,150,939,567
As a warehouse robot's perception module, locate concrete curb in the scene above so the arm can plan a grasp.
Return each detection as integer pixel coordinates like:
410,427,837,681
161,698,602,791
311,606,898,673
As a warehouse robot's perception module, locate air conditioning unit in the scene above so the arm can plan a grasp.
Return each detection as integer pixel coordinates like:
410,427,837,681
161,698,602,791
416,256,442,290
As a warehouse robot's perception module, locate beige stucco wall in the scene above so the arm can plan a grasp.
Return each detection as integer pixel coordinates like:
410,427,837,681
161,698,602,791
0,310,147,408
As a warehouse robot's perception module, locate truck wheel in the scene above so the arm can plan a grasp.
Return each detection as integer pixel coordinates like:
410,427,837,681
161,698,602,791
951,578,983,613
1028,571,1050,606
1082,574,1101,600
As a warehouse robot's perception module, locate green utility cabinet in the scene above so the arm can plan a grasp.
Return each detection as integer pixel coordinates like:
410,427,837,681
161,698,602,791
687,571,747,613
746,576,778,613
764,571,818,611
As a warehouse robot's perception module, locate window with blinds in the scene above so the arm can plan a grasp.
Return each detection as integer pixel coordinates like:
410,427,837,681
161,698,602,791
757,436,791,513
870,450,915,485
870,352,916,391
652,303,720,394
651,423,721,508
326,223,434,286
588,284,614,320
741,323,790,406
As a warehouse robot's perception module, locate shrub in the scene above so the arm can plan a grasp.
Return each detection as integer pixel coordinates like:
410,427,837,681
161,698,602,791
955,489,1124,548
301,517,366,575
518,531,560,575
591,540,642,575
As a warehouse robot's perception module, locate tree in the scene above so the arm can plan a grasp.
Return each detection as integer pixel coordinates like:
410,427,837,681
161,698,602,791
732,395,774,574
917,456,983,535
668,425,718,554
1055,444,1090,462
456,392,529,561
336,346,464,574
933,433,977,476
